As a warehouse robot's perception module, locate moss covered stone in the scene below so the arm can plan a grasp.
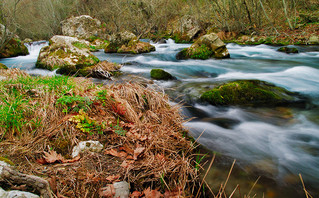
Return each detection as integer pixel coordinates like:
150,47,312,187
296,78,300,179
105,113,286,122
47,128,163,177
36,35,100,74
200,80,304,106
150,69,175,80
0,63,8,69
176,33,230,60
0,38,29,58
278,47,299,54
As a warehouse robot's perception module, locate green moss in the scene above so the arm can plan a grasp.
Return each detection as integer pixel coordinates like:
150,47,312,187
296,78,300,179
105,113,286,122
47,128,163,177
150,69,175,80
0,38,29,58
72,41,89,49
176,45,213,60
0,63,8,69
200,80,296,106
171,33,191,43
0,156,14,166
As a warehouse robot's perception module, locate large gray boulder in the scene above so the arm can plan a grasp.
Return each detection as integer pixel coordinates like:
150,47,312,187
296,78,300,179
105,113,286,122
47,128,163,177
61,15,104,40
105,31,155,54
176,33,230,60
169,16,202,43
36,35,99,74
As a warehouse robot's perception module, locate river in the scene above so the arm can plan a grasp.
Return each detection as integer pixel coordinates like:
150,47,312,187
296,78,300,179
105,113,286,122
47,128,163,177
1,39,319,197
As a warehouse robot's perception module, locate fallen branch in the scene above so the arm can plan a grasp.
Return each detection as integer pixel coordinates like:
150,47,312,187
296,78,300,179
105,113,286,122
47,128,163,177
0,166,52,198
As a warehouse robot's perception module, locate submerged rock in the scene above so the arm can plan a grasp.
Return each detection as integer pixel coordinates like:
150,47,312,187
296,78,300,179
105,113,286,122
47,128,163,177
105,31,155,54
61,15,105,40
150,69,175,80
278,46,298,54
176,33,230,60
0,63,8,69
36,35,99,75
200,80,306,107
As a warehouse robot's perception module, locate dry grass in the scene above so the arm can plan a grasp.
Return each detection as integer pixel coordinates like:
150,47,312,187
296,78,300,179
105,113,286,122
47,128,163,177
0,69,199,197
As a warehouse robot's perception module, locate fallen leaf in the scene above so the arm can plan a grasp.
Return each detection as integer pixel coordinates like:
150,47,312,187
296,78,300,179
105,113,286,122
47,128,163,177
99,184,115,198
39,150,80,164
119,145,134,155
106,175,120,182
134,146,145,160
44,150,64,163
164,187,182,198
144,187,163,198
157,154,166,162
130,191,142,198
105,149,128,158
120,160,134,169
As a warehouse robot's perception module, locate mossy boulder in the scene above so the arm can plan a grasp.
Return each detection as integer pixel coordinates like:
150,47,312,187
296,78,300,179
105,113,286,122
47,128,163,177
0,63,8,69
105,31,155,54
278,47,299,54
168,16,202,43
0,38,29,58
36,35,99,74
61,15,106,40
74,60,122,79
200,80,305,107
150,69,175,80
176,33,230,60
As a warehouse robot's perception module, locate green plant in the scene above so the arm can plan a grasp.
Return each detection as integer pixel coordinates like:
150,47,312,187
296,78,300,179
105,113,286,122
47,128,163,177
56,95,92,113
195,153,207,171
111,117,126,136
69,109,103,135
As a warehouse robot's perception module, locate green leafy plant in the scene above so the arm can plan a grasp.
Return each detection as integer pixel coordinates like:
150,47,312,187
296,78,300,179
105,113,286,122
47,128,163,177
69,109,104,135
56,95,92,113
111,117,126,136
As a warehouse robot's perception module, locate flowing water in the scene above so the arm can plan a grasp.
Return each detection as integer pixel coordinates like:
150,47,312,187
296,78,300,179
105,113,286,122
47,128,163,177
1,40,319,197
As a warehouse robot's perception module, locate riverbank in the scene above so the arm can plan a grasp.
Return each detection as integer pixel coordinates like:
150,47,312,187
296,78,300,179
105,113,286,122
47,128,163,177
0,68,203,197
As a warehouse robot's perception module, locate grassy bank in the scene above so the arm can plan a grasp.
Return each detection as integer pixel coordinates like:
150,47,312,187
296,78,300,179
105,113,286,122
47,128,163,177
0,68,202,197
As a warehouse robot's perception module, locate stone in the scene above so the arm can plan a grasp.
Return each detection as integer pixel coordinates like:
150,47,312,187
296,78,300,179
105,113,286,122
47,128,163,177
277,46,299,54
113,181,130,198
150,69,175,80
169,16,202,43
72,141,104,158
78,60,122,79
176,33,230,60
61,15,104,40
36,35,99,75
0,63,8,69
105,31,155,54
23,38,32,43
0,187,40,198
200,80,307,107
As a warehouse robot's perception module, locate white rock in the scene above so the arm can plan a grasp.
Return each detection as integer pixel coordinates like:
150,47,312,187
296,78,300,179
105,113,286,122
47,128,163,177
114,181,130,198
72,141,103,158
0,187,39,198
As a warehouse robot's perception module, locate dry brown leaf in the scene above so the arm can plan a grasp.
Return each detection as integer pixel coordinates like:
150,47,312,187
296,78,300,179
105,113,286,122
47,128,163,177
106,175,120,182
40,150,80,164
133,146,145,160
130,191,142,198
105,149,128,158
164,187,182,198
144,187,163,198
44,150,64,163
119,145,134,155
99,184,115,198
120,160,134,169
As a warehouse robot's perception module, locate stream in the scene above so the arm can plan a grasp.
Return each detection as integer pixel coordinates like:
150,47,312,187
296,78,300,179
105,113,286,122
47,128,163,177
1,39,319,197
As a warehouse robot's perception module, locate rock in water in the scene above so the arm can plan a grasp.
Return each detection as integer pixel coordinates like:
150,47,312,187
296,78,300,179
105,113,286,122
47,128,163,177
176,33,230,60
200,80,307,107
36,35,99,75
150,69,175,80
61,15,104,40
278,46,298,54
105,31,155,54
